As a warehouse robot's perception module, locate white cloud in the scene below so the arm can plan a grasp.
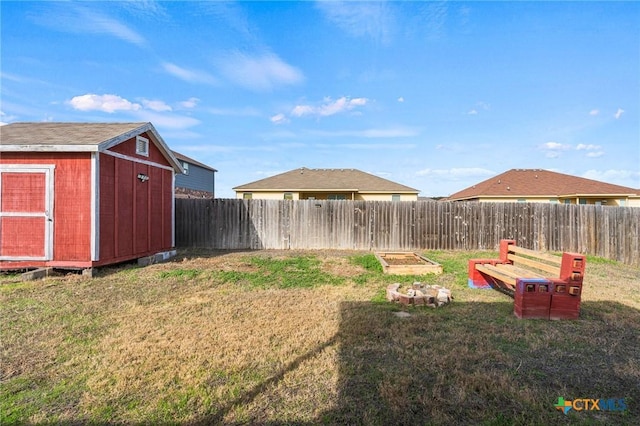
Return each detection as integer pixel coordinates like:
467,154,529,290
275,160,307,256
179,97,200,109
67,93,199,129
589,109,599,116
208,107,261,117
316,1,393,44
468,101,489,115
132,110,200,129
142,99,172,112
585,151,604,158
582,169,640,188
0,110,17,125
121,0,168,19
291,105,315,117
314,143,417,151
162,62,218,85
416,168,495,178
576,143,602,151
542,141,570,150
34,5,146,46
291,96,368,118
615,108,625,119
397,97,404,103
540,141,571,157
270,113,288,125
217,52,304,91
308,126,419,138
68,94,141,113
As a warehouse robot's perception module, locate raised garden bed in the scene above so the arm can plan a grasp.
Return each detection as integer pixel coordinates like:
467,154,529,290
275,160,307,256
374,252,443,275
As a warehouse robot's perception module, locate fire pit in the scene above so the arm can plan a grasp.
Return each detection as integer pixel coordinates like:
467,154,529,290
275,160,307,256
386,282,452,307
375,252,443,275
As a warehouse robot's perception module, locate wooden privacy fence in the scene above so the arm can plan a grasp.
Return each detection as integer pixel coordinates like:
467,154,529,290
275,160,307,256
175,199,640,266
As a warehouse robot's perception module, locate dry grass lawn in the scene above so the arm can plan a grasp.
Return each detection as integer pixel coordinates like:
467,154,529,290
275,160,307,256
1,249,639,425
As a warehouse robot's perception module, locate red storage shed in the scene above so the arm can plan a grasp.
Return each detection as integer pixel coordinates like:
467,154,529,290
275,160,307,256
0,122,184,270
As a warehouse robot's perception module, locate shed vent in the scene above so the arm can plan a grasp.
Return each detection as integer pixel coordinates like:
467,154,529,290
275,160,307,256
136,136,149,157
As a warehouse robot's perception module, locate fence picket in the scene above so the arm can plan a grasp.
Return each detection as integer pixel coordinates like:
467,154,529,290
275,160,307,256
175,199,640,266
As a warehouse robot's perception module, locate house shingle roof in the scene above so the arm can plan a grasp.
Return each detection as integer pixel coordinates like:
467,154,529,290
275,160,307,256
172,151,217,172
1,122,149,146
448,169,639,200
234,168,419,193
0,122,183,173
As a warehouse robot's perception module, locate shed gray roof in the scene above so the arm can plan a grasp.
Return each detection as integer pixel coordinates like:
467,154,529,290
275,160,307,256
234,168,419,193
0,122,182,173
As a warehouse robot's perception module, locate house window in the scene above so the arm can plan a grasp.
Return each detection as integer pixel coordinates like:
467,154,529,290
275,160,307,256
392,194,401,202
328,194,346,200
579,198,587,205
243,192,252,200
182,162,189,175
549,198,559,203
620,199,627,207
517,198,526,203
284,192,293,200
564,199,571,204
136,136,149,157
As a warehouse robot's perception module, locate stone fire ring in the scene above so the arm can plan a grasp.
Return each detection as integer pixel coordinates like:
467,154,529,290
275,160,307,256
386,283,453,307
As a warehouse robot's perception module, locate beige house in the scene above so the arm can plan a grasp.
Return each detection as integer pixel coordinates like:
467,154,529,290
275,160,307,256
447,169,640,207
233,168,419,201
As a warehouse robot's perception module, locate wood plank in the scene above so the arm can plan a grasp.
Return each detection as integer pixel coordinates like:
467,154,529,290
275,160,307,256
475,264,517,286
508,245,562,265
506,253,560,275
496,263,547,279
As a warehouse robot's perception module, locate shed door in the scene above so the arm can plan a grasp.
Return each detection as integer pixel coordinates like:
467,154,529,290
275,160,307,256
0,165,55,261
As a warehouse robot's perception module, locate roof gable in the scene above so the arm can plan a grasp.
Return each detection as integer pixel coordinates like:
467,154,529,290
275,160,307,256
448,169,639,200
0,122,183,173
234,168,419,193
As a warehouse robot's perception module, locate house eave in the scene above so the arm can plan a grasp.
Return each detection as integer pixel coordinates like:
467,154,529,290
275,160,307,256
0,145,98,152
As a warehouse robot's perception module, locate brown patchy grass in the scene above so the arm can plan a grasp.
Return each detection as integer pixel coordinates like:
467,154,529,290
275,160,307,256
1,249,639,425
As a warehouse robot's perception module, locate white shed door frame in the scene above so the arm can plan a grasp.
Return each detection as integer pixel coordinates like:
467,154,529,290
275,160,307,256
0,164,55,261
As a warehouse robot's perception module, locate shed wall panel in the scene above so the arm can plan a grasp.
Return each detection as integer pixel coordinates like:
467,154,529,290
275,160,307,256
0,217,45,257
116,158,134,257
0,153,92,262
99,153,116,260
1,173,45,212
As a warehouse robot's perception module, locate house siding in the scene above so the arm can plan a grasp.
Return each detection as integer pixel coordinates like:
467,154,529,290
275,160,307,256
235,191,418,201
175,162,215,194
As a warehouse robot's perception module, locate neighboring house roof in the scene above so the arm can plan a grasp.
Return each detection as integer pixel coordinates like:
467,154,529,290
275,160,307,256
234,167,419,193
448,169,639,201
0,122,183,173
172,151,218,172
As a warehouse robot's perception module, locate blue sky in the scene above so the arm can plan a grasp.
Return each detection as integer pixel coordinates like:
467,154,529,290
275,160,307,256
2,1,639,197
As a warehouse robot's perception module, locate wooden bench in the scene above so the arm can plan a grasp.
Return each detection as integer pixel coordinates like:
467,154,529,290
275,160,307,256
468,239,586,294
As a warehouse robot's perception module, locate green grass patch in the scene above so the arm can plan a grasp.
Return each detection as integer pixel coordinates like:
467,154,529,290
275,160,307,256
212,255,345,289
158,268,201,280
